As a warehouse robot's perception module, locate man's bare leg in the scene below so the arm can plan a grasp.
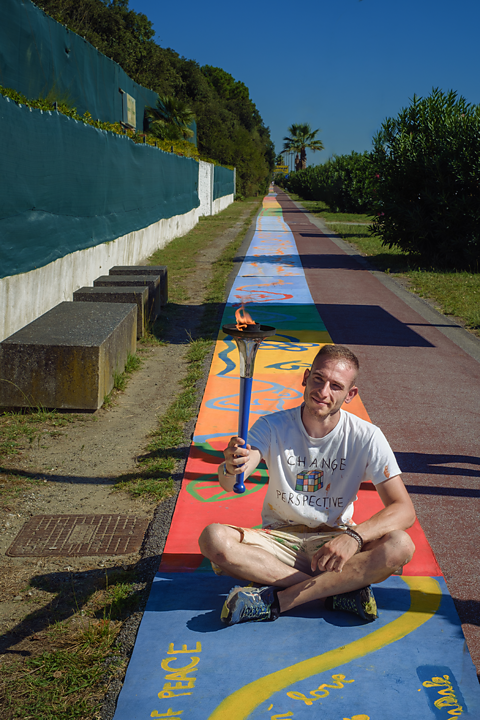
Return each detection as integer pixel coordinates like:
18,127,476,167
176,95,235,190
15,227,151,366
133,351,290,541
278,530,414,612
199,524,414,614
198,523,312,587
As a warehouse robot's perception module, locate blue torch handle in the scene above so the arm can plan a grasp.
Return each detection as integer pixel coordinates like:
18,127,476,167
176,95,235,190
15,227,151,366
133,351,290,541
234,376,252,494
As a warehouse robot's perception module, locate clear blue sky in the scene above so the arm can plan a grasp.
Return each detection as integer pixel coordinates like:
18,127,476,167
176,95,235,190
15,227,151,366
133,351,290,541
129,0,480,166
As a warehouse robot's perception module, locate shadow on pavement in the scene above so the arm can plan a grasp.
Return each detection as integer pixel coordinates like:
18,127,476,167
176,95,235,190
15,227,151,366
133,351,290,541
397,451,480,479
315,304,435,347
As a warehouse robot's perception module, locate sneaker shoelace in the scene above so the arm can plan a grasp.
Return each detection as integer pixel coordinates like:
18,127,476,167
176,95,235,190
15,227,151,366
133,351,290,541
231,590,269,620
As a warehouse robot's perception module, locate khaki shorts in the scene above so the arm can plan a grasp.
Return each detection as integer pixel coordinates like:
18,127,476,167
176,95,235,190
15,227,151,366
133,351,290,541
211,522,348,576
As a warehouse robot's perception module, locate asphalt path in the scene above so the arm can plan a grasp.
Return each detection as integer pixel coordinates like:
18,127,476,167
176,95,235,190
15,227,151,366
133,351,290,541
275,188,480,678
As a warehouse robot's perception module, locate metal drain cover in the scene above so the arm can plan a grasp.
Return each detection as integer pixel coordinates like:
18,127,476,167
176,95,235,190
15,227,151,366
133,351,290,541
6,514,150,557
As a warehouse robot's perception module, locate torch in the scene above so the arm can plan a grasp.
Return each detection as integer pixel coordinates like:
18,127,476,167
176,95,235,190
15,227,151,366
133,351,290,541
222,308,276,494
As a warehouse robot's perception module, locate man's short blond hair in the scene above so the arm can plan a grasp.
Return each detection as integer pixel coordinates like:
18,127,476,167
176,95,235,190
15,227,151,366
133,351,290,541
311,345,359,385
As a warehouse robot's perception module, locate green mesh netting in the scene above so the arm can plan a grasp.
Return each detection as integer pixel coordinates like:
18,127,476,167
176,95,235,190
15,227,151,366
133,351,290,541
0,95,200,278
213,164,235,200
0,0,160,129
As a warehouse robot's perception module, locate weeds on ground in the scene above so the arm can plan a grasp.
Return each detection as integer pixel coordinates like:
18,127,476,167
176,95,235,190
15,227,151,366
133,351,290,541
115,338,212,500
0,409,80,506
113,353,143,392
0,409,77,461
0,408,83,512
406,269,480,333
0,472,44,509
288,195,371,224
138,318,168,347
0,566,140,719
103,352,144,407
149,199,261,307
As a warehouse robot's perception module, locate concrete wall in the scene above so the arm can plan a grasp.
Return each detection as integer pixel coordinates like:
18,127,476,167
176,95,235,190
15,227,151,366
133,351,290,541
212,194,235,215
0,162,234,341
198,161,214,217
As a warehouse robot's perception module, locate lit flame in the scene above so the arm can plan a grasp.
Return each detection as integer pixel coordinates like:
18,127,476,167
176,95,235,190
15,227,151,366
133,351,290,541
235,305,256,331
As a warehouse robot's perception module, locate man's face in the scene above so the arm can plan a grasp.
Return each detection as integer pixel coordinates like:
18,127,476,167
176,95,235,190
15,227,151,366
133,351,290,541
302,358,358,422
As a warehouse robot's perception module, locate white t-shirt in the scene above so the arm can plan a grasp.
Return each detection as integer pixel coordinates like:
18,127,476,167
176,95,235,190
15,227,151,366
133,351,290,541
248,406,401,528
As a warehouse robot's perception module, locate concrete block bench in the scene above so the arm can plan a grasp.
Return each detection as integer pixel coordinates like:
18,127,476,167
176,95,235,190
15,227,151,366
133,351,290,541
109,266,168,306
73,286,148,339
0,302,137,411
94,275,161,320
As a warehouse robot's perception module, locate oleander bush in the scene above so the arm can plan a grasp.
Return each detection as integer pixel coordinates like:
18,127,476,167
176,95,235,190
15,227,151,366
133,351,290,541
370,88,480,269
285,152,375,213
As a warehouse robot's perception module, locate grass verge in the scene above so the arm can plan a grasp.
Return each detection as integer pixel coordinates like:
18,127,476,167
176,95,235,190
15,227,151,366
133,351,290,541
290,194,480,337
115,198,261,500
103,352,145,408
114,337,212,501
148,198,259,307
0,410,78,462
0,566,141,719
0,410,80,507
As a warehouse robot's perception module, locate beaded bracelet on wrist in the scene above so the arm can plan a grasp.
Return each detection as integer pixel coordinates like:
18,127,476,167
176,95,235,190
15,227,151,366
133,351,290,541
344,527,364,553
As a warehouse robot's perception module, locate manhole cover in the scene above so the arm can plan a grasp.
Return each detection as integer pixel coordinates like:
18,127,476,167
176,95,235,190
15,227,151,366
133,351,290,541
6,514,150,557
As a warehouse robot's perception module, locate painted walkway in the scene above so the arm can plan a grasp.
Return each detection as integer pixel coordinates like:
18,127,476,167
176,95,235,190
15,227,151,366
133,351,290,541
112,189,480,720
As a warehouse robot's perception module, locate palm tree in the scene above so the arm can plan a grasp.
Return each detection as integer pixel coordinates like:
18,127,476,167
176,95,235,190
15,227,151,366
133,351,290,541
146,96,195,142
283,123,324,171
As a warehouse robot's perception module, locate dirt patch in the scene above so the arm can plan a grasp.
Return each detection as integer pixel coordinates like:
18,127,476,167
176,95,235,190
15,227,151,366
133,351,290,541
0,202,257,698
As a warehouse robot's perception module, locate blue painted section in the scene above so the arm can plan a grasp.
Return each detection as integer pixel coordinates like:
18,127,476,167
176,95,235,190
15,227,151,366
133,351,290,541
112,573,479,720
228,215,315,304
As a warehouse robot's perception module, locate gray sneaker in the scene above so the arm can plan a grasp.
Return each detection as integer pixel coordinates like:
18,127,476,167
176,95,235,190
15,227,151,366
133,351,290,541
221,585,280,625
324,585,378,622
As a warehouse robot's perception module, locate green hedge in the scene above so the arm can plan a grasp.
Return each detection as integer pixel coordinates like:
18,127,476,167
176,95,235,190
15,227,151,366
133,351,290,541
285,152,375,213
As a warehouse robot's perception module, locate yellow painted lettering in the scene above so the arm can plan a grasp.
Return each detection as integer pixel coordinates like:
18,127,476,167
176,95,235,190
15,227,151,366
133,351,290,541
288,673,355,703
423,675,451,688
165,670,197,682
150,710,183,718
158,689,192,699
271,714,294,719
168,642,202,654
447,709,464,717
286,691,314,705
163,681,195,691
332,673,355,685
435,696,460,709
161,657,200,672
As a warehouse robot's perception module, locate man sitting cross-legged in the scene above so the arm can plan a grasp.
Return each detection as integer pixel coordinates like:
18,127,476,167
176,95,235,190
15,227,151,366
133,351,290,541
199,344,416,625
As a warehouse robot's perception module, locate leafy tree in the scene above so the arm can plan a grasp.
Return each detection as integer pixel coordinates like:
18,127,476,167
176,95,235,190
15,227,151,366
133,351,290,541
370,88,480,268
283,123,324,170
33,0,274,195
146,96,195,141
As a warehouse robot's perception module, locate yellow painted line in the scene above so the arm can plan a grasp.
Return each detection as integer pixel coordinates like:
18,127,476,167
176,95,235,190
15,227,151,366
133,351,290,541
208,576,442,720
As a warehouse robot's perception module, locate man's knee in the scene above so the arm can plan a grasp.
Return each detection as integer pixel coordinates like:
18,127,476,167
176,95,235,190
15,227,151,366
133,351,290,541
198,523,240,562
382,529,415,569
